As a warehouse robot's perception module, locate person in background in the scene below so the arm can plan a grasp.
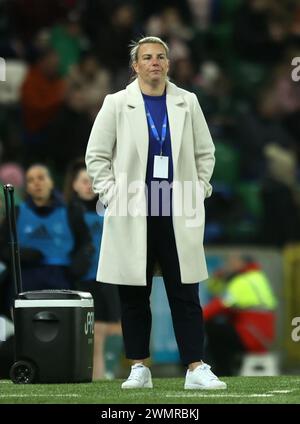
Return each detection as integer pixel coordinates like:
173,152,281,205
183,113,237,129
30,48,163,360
47,82,93,178
20,47,66,163
261,143,300,246
203,254,277,376
64,159,123,380
49,11,87,77
67,52,111,119
0,164,93,298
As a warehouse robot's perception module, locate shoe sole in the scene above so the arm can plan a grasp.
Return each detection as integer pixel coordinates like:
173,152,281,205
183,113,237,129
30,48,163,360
121,382,153,389
184,383,227,390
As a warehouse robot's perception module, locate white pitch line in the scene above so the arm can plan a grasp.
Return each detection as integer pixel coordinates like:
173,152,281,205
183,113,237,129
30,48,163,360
166,393,274,398
0,394,80,398
267,390,294,394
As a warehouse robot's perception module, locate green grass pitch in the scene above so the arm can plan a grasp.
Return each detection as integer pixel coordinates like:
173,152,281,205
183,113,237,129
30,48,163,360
0,376,299,404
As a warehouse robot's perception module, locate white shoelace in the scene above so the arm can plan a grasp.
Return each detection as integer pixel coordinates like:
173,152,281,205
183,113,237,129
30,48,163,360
128,365,145,381
199,364,219,380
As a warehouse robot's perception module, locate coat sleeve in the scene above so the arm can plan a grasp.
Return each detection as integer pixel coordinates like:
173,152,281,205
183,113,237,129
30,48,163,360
191,93,215,198
85,94,116,206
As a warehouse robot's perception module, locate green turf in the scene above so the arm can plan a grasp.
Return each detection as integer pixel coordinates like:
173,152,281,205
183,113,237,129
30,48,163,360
0,376,299,404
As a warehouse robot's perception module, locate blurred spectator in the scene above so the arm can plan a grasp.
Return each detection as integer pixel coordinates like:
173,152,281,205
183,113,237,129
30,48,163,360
196,61,236,137
0,164,93,306
139,0,192,22
0,162,25,189
204,254,277,376
21,48,66,133
67,52,111,118
170,57,201,94
87,3,138,89
272,63,300,157
187,0,211,30
161,6,193,41
236,79,298,179
233,0,292,64
171,58,235,137
20,47,66,162
64,159,122,380
261,143,300,246
49,11,89,76
145,7,193,61
290,2,300,37
0,106,23,163
270,63,300,116
10,0,78,42
47,83,93,176
0,0,26,60
81,0,116,36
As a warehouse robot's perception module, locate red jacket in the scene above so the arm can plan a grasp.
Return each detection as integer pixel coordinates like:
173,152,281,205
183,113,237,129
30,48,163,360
21,65,65,132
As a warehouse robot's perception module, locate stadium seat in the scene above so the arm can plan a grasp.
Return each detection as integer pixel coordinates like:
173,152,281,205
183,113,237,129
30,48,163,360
239,353,280,376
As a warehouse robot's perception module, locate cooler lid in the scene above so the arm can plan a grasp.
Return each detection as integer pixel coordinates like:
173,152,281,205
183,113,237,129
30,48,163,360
18,290,93,301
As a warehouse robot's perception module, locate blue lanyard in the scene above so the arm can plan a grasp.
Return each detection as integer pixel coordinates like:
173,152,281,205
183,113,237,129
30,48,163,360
145,107,167,156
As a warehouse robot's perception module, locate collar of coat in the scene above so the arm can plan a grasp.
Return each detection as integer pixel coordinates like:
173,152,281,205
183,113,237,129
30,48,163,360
125,79,187,171
125,78,185,107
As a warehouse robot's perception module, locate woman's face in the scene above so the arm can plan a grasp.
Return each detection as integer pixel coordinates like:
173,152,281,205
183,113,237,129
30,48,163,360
73,169,96,201
26,166,53,202
133,43,169,87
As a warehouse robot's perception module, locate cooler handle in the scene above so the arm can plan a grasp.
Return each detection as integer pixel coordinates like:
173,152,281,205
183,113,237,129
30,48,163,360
3,184,23,295
33,312,59,322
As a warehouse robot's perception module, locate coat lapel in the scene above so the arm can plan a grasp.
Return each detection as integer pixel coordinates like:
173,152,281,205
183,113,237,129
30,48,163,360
126,80,149,179
125,79,186,175
166,82,186,173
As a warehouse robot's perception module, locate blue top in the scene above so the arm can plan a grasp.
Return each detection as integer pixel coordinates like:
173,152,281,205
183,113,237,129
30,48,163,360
17,201,74,266
15,193,74,293
143,92,173,216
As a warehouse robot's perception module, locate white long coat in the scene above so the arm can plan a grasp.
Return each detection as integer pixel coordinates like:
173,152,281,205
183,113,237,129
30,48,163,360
85,78,215,286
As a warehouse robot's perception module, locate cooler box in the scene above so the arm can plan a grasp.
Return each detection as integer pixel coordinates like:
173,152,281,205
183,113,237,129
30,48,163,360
10,290,94,384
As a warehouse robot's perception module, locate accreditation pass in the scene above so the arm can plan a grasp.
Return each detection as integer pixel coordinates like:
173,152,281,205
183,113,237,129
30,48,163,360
153,155,168,179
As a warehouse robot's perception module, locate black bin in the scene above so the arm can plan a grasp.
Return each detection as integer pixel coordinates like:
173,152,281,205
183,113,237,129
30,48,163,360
11,290,94,384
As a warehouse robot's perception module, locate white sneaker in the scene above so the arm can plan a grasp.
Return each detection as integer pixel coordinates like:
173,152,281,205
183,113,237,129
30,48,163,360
121,364,153,389
184,363,227,390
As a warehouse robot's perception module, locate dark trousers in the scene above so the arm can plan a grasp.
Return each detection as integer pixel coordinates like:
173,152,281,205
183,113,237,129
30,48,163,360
118,216,204,366
205,319,245,376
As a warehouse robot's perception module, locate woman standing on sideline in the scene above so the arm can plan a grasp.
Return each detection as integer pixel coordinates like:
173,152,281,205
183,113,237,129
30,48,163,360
85,36,226,390
64,159,123,380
